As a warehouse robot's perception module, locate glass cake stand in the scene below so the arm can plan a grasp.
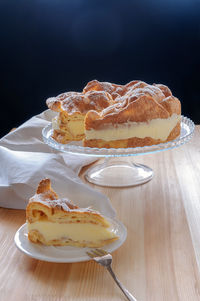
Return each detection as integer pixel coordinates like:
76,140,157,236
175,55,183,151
42,116,195,187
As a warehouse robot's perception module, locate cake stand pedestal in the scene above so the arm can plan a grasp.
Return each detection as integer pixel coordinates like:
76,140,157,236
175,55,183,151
42,116,194,188
84,158,153,187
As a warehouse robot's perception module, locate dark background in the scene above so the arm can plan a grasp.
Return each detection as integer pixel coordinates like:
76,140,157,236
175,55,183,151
1,0,200,137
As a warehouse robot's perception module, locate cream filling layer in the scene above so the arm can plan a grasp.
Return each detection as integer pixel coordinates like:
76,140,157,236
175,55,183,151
85,114,181,141
28,221,117,242
52,117,84,136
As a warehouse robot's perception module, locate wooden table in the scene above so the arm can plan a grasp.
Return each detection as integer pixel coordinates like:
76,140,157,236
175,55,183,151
1,126,200,301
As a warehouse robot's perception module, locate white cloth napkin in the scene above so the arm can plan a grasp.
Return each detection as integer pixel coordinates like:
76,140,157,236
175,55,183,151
0,110,116,218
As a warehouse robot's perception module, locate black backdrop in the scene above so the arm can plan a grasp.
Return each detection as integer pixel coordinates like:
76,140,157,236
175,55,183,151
1,0,200,137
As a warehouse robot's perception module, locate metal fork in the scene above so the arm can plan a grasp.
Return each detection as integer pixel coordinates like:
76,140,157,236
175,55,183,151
87,249,138,301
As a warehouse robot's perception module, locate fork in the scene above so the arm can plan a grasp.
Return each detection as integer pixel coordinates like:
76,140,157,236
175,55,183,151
87,249,138,301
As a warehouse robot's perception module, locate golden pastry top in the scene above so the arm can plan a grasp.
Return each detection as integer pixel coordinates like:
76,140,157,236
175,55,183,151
46,79,181,130
83,79,125,100
46,90,114,115
30,179,78,211
26,179,110,227
82,80,172,102
84,81,181,130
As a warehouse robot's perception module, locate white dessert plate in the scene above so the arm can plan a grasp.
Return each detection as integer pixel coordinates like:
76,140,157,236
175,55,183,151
14,218,127,263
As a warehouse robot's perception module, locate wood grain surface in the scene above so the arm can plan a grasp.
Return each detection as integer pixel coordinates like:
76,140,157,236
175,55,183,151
1,126,200,301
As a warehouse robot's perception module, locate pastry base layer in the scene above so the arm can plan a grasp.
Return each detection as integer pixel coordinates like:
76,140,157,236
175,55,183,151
83,122,180,148
52,130,84,144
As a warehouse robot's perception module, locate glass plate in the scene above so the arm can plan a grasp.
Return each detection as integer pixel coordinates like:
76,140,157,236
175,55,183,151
14,218,127,263
42,116,195,158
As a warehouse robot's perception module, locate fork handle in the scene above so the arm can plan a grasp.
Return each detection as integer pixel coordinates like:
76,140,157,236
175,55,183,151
106,266,138,301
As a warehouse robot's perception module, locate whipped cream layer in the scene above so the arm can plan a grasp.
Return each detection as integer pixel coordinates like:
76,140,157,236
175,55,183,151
28,221,116,242
85,114,181,141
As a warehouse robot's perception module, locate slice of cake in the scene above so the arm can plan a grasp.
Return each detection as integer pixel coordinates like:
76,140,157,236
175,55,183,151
83,83,181,148
26,179,118,247
46,90,113,144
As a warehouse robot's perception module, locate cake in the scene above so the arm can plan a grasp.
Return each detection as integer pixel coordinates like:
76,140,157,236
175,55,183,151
46,80,181,148
26,179,118,247
46,90,113,144
83,82,181,148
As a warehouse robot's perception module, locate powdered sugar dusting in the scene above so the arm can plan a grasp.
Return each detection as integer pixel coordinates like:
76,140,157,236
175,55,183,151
30,193,98,214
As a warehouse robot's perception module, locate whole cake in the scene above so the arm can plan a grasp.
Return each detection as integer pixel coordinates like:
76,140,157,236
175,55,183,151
46,80,181,148
26,179,118,247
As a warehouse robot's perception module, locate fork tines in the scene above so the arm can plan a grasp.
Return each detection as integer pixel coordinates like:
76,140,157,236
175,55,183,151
87,248,108,258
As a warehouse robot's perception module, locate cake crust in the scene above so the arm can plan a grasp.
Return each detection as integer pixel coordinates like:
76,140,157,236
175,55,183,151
27,179,109,226
46,90,114,115
83,79,126,100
